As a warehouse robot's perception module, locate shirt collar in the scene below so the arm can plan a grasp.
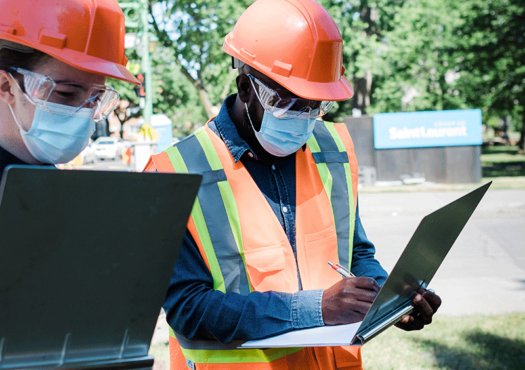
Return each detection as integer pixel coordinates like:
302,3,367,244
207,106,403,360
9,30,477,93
212,94,259,163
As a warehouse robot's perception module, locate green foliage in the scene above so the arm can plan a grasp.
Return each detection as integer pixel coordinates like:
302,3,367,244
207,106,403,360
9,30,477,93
148,0,253,120
116,0,524,142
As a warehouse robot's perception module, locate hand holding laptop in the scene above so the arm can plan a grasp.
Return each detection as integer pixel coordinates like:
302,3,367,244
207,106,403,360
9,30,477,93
322,261,441,330
395,288,442,331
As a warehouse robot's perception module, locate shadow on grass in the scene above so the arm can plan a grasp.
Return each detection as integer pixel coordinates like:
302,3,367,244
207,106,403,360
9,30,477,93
415,331,525,370
482,144,525,177
483,163,525,177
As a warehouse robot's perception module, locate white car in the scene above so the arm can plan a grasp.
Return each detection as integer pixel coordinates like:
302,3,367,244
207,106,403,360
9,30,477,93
81,142,97,164
92,137,122,160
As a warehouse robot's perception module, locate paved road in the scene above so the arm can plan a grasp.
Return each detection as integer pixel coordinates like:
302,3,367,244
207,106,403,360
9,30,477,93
359,186,525,316
81,157,132,172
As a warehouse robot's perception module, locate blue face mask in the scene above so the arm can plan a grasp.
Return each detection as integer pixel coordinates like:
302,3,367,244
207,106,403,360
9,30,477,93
245,103,316,157
10,101,96,164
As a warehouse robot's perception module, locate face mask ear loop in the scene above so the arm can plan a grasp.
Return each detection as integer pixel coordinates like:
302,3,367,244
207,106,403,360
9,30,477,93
7,73,36,134
245,102,259,133
8,100,29,134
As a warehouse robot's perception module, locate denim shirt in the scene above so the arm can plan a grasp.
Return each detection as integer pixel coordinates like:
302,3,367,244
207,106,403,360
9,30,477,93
163,94,388,343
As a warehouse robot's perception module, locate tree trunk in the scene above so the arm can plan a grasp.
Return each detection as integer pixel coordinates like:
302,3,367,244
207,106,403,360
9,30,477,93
196,85,216,119
518,108,525,152
353,70,372,114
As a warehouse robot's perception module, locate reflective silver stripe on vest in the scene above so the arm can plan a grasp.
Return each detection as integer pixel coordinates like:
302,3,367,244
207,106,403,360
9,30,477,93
177,134,251,295
311,123,352,270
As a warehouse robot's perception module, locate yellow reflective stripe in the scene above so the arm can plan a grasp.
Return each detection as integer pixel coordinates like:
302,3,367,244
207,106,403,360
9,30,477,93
325,123,346,152
182,346,303,364
324,123,355,265
170,326,303,364
216,181,251,291
164,145,187,173
166,145,226,292
307,133,334,203
197,128,251,293
343,161,355,261
195,127,223,171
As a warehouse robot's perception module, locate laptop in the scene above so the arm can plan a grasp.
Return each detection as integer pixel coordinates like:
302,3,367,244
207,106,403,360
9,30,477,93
0,166,201,369
239,181,492,348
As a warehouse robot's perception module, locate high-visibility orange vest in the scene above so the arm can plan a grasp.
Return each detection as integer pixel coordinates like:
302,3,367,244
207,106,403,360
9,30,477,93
147,120,361,370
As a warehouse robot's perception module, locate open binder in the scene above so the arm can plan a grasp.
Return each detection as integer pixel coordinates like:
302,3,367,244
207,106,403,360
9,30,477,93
239,181,491,348
0,166,201,369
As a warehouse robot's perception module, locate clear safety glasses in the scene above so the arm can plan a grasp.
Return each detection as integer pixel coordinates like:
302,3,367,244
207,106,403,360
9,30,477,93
9,67,120,122
248,74,334,119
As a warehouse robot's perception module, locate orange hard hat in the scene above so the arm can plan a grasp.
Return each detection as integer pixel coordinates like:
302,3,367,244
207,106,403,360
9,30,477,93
0,0,139,85
223,0,353,101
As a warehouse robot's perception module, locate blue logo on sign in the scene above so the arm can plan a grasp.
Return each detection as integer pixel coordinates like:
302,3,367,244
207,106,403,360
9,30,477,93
373,109,482,149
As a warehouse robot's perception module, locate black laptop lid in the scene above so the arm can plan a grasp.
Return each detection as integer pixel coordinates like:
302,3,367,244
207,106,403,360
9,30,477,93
0,166,201,369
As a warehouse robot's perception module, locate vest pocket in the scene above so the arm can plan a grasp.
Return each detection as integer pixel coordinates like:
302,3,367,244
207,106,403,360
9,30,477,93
333,346,362,369
244,244,286,292
301,226,339,290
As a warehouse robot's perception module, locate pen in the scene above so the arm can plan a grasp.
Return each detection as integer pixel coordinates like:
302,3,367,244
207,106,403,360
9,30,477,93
328,261,355,278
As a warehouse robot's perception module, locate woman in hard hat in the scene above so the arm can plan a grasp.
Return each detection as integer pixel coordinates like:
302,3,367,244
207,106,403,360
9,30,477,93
0,0,139,174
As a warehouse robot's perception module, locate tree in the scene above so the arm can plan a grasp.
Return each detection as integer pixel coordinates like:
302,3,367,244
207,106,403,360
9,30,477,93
368,0,467,114
148,0,253,119
450,0,525,150
319,0,408,121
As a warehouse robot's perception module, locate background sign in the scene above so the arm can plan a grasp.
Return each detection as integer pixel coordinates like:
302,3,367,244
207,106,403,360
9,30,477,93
373,109,482,149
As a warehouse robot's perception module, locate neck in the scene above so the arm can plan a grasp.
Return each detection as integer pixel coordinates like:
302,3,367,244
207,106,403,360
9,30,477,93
0,102,40,164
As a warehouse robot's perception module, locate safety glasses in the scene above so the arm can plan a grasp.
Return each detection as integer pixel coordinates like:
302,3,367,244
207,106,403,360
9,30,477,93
8,67,120,122
248,74,334,119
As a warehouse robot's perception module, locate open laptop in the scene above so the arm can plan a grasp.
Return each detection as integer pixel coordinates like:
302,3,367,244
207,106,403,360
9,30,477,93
239,181,492,348
0,166,201,369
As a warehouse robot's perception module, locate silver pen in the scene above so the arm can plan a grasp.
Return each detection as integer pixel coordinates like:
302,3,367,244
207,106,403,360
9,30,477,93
328,261,355,278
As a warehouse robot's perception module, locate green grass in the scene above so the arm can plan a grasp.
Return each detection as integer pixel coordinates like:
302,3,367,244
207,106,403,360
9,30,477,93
149,313,525,369
481,145,525,177
362,313,525,370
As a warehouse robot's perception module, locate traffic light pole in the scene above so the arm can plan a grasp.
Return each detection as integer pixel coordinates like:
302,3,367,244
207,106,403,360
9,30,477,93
140,0,153,125
120,0,153,125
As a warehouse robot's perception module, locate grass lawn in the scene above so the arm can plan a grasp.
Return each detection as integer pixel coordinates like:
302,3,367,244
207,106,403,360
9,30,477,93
149,313,525,369
362,313,525,370
481,145,525,177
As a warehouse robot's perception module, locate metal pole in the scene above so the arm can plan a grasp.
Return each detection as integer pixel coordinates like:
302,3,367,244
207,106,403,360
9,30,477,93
140,0,153,124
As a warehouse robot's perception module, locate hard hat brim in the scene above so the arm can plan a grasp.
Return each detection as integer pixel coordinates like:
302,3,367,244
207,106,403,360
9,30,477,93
223,41,354,102
0,34,140,85
274,74,355,102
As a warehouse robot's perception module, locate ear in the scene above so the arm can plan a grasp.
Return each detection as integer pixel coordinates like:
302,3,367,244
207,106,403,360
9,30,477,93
236,74,253,103
0,70,16,105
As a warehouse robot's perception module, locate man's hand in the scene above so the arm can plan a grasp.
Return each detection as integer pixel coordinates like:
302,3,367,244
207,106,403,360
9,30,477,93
395,288,442,331
322,277,380,325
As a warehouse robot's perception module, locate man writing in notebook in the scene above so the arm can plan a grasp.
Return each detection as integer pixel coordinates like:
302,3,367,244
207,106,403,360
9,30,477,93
145,0,441,368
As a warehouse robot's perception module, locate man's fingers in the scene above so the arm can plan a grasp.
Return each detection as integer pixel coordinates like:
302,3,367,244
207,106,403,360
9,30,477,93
396,314,424,331
413,294,434,323
344,276,380,292
421,289,442,312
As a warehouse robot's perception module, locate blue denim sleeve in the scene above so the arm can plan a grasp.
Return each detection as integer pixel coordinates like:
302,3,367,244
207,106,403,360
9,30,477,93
163,231,325,343
164,200,387,343
351,200,389,286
